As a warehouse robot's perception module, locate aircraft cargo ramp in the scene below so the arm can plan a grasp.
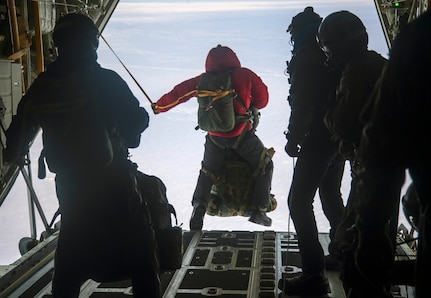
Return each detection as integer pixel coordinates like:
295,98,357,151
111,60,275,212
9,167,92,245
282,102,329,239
0,230,415,298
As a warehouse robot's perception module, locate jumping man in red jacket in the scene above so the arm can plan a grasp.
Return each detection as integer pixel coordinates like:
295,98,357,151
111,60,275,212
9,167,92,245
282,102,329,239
153,45,273,229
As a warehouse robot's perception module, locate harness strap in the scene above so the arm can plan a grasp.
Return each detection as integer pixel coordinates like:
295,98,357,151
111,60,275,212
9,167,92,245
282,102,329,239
208,121,249,151
231,123,249,150
197,89,236,102
252,147,275,178
200,162,219,184
155,89,196,111
48,208,61,229
38,149,47,179
230,93,253,149
208,135,225,150
241,147,274,199
168,204,179,226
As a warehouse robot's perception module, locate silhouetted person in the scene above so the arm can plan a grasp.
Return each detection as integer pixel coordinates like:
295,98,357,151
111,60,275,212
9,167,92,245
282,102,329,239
355,9,431,298
4,13,160,297
279,7,345,296
153,45,273,229
317,10,388,296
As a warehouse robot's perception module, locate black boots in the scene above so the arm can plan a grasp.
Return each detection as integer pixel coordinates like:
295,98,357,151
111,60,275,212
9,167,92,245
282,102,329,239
278,272,330,296
191,207,272,229
190,205,207,230
248,210,272,227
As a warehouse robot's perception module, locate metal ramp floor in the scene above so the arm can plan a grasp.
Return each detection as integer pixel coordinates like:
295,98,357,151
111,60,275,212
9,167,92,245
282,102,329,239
1,230,415,297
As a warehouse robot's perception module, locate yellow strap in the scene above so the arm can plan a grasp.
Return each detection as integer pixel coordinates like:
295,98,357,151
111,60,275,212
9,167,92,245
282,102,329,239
197,89,236,102
156,88,235,111
155,89,196,111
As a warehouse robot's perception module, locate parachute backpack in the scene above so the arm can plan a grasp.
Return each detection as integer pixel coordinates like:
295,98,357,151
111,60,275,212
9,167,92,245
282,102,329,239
196,70,251,132
204,147,277,217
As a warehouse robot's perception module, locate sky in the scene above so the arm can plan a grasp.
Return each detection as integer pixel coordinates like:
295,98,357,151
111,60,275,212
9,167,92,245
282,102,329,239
0,0,411,265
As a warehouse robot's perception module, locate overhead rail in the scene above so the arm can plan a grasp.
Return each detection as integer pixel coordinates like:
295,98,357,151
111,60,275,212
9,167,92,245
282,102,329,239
374,0,429,49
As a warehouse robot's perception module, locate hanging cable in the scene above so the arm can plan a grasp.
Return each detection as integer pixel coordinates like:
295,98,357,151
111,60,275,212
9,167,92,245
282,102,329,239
100,34,154,105
281,156,296,290
287,157,296,236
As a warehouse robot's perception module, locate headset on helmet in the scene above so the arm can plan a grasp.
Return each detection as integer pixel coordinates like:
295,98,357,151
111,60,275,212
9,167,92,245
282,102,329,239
53,13,99,50
317,10,368,65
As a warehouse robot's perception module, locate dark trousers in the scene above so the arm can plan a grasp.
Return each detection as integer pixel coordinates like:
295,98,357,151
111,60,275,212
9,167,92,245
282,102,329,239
192,130,273,211
52,167,161,297
288,133,345,274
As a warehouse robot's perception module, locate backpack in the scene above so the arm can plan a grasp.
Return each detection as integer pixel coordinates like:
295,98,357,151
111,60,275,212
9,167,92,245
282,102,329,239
133,169,183,272
196,70,252,132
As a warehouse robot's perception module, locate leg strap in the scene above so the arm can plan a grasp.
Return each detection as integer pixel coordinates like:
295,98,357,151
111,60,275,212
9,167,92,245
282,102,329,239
200,162,219,185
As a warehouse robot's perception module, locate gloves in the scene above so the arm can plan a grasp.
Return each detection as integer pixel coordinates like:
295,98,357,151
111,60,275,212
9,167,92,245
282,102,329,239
285,141,300,157
284,130,301,157
151,103,159,115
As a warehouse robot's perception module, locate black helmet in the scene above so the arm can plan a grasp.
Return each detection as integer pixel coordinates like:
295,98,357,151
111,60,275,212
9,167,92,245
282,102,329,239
317,11,368,66
287,7,322,38
53,13,99,51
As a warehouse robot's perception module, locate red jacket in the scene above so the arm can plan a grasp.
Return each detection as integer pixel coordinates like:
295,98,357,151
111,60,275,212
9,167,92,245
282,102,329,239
155,45,269,138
